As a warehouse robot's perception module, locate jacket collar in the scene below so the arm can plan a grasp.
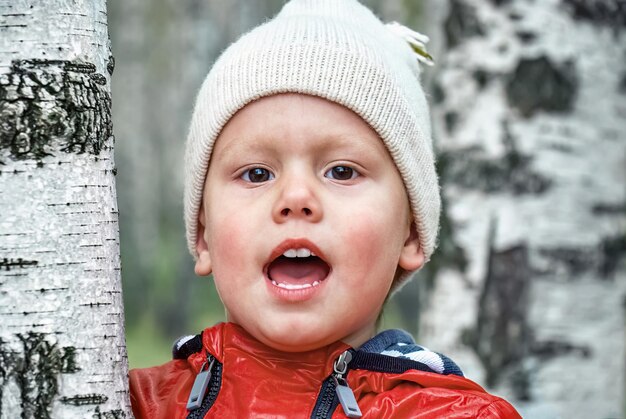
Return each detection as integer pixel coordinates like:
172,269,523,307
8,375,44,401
196,322,351,378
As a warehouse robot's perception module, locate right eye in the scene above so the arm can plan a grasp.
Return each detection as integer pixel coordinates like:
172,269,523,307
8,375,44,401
240,167,274,183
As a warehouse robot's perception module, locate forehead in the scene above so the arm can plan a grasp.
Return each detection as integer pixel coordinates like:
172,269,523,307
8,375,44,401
212,93,389,156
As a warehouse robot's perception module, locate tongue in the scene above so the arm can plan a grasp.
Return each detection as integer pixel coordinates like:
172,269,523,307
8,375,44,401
268,257,329,284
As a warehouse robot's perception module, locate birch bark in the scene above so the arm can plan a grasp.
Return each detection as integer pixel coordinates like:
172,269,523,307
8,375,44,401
0,1,131,418
423,1,626,417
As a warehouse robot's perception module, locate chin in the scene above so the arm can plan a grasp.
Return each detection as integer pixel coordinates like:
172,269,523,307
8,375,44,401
255,321,336,353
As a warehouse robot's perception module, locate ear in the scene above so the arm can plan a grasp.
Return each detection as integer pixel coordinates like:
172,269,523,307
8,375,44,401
398,222,425,271
194,204,213,276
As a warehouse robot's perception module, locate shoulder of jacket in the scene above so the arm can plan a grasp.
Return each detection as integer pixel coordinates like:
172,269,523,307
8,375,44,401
346,367,522,418
129,332,204,395
477,398,522,419
129,357,197,419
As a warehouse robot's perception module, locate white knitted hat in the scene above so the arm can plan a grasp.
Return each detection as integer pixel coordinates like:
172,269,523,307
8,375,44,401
184,0,441,271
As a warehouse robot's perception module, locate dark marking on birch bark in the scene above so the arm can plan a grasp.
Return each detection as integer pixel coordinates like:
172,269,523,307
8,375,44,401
60,345,80,373
0,332,80,418
506,56,579,117
530,339,592,359
0,338,15,415
600,235,626,278
472,69,492,89
444,111,459,133
61,393,108,406
0,59,112,164
515,30,537,44
538,247,594,277
490,0,512,6
537,235,626,279
562,0,626,29
80,302,112,307
445,0,485,49
592,202,626,215
107,56,115,76
92,406,126,418
0,258,38,271
441,120,552,194
463,223,530,392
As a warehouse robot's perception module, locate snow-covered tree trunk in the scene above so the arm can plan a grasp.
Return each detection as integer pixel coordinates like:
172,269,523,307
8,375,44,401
422,0,626,418
0,1,131,418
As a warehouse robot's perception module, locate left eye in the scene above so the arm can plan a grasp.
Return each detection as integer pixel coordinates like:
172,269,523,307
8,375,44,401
324,166,358,181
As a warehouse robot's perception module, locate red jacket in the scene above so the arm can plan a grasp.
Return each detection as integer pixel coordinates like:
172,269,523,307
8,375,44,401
130,323,521,418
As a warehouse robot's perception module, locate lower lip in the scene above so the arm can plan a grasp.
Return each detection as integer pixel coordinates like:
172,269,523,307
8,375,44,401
264,275,328,303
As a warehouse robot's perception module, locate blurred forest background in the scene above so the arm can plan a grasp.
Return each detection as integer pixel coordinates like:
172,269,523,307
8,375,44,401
107,0,626,418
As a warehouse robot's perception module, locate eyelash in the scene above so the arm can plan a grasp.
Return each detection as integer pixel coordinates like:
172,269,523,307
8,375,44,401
238,165,360,183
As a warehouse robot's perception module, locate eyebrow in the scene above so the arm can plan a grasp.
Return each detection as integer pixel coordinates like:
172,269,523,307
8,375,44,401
316,132,388,156
213,135,271,159
215,131,386,159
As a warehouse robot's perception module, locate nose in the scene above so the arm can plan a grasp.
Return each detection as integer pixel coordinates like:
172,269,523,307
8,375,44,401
272,174,323,223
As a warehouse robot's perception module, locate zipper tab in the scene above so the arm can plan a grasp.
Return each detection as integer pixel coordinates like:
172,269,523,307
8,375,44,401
332,351,362,418
186,354,215,411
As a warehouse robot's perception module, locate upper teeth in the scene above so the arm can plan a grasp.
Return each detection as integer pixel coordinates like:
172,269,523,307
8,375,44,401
283,248,316,258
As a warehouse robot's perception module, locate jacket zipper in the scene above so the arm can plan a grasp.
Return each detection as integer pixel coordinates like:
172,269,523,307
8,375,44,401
186,352,223,419
311,377,338,419
311,350,361,419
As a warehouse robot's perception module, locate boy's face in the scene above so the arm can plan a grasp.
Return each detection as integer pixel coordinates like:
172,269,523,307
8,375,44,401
196,94,424,352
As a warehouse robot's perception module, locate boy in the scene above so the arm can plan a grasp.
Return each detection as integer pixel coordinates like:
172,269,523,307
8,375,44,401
129,0,521,417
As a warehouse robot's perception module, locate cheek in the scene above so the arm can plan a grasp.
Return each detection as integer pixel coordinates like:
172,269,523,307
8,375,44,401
206,215,249,309
205,209,249,273
344,210,406,273
342,183,410,270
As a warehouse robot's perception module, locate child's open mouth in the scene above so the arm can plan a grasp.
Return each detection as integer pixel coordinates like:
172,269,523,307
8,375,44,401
265,243,331,290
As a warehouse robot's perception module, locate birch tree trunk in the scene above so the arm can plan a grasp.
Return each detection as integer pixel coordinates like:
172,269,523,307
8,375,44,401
0,1,131,418
422,1,626,418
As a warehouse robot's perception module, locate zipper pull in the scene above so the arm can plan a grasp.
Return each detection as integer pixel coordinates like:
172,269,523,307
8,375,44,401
186,354,215,411
332,350,362,418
